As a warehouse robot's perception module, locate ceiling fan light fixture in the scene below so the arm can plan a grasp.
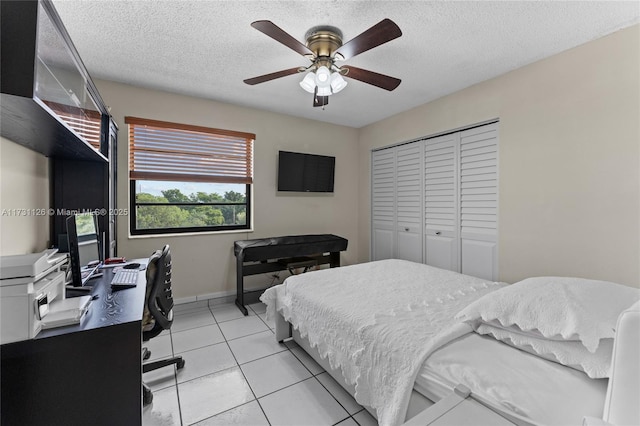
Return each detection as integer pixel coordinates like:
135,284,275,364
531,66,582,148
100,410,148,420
245,19,403,107
330,72,348,93
299,72,316,93
315,66,331,87
316,86,332,96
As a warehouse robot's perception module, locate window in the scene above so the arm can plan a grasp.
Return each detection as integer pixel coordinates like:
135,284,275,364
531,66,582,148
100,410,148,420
126,116,254,235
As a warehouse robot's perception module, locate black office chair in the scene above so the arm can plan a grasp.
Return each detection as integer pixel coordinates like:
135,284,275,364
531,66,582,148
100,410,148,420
142,245,185,405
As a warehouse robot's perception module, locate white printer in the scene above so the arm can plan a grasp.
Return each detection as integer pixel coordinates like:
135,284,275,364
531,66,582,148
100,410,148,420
0,249,67,344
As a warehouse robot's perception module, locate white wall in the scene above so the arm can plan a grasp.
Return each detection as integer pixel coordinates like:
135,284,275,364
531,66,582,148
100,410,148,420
358,25,640,288
95,80,360,299
0,136,50,255
2,24,637,293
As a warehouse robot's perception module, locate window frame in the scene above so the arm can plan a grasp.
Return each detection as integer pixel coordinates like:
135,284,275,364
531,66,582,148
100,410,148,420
126,116,254,236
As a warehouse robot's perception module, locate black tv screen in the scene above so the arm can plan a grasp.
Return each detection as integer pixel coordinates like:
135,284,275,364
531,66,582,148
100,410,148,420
278,151,335,192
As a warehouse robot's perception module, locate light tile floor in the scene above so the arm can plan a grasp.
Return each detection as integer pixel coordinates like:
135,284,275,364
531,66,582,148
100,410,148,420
143,301,379,426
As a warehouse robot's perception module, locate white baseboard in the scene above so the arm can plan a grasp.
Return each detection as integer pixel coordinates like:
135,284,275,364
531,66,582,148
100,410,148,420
174,289,235,307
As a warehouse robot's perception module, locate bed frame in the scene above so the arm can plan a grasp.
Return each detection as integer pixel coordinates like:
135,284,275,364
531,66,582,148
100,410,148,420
274,305,640,426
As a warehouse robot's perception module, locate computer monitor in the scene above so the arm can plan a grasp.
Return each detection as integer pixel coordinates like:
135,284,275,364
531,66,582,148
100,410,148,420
76,212,101,264
66,213,102,289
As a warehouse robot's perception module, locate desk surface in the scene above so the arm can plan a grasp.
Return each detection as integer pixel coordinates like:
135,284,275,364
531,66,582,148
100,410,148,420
37,259,147,339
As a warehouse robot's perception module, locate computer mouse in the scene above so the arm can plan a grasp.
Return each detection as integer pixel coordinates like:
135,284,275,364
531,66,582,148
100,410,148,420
123,262,141,269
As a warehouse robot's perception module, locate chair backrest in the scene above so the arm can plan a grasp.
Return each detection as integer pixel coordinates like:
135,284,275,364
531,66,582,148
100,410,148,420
143,245,173,340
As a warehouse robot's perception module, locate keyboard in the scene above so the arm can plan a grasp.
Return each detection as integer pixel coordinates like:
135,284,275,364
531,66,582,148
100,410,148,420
110,270,139,288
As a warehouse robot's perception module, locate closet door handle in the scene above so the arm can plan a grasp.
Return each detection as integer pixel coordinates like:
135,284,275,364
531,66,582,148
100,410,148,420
404,227,410,232
435,231,441,235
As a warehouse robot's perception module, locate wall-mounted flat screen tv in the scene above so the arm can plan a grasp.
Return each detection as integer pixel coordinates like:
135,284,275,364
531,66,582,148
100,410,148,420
278,151,335,193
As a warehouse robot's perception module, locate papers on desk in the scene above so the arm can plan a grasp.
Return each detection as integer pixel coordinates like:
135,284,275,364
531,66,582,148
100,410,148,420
41,295,92,329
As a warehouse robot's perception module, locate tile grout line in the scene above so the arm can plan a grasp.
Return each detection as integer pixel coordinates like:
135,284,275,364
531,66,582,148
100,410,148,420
235,345,289,367
169,328,185,426
244,304,273,426
166,301,363,426
312,374,357,425
224,327,273,343
173,318,266,425
267,308,364,426
200,304,268,422
224,303,273,426
169,310,278,385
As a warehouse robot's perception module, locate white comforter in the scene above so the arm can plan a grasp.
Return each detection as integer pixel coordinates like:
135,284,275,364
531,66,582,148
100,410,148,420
261,259,504,426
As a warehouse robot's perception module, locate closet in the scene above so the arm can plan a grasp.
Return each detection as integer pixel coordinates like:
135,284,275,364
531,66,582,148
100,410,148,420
371,122,498,281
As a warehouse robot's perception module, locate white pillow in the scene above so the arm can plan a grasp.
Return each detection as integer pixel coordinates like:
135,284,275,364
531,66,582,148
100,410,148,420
476,322,613,378
456,276,640,353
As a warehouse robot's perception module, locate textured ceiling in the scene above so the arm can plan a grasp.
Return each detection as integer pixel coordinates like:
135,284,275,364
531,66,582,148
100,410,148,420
52,1,639,128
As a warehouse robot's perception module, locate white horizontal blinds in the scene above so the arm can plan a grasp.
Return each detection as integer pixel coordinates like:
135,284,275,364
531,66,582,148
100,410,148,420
395,143,422,228
372,149,396,227
459,123,498,238
424,134,458,233
43,100,102,150
126,116,255,184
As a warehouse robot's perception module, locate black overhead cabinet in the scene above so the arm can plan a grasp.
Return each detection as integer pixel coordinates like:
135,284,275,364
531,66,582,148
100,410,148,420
0,0,118,256
1,0,108,161
51,118,118,258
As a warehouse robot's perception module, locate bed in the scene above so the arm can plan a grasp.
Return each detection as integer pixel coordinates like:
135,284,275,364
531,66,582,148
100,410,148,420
260,259,640,426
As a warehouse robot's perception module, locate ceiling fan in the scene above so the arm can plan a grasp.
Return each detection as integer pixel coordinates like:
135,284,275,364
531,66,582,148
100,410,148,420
243,19,402,107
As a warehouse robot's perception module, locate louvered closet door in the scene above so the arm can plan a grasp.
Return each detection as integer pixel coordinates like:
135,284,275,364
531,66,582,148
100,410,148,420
459,123,498,280
371,149,396,260
424,133,459,271
395,143,423,263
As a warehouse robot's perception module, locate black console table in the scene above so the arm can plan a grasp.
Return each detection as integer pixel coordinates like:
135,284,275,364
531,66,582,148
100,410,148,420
0,261,147,426
234,234,348,315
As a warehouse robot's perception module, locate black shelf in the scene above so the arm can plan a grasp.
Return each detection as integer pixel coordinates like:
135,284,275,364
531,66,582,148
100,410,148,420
1,94,108,161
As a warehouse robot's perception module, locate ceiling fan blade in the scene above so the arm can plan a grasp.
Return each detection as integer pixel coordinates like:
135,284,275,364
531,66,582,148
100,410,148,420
251,20,314,57
243,67,302,85
341,66,401,91
334,19,402,60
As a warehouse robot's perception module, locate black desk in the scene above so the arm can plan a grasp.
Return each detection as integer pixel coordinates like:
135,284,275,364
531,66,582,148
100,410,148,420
1,261,147,426
234,234,348,315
